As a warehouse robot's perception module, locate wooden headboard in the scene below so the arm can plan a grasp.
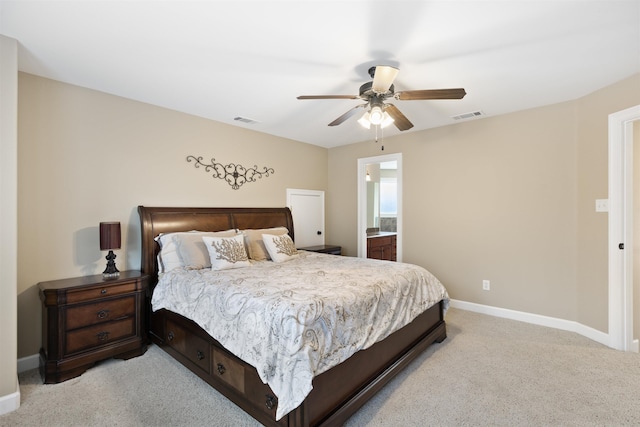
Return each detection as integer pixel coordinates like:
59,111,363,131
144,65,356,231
137,206,294,287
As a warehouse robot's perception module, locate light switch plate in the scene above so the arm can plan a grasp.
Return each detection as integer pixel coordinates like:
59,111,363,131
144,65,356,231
595,199,609,212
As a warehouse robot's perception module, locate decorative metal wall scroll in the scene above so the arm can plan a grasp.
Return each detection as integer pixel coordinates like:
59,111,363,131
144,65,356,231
186,155,275,190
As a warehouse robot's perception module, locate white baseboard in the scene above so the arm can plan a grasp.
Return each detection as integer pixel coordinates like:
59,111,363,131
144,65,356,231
450,299,611,348
0,376,20,416
12,301,635,381
17,353,39,374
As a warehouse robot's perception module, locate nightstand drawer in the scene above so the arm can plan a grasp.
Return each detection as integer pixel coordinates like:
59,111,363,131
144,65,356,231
66,282,138,304
65,317,136,355
65,296,135,330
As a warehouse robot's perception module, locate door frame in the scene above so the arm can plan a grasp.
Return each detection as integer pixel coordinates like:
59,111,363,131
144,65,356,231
357,153,402,261
608,104,640,351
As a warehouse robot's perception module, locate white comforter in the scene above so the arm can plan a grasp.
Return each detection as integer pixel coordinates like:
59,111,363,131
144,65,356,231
151,251,449,420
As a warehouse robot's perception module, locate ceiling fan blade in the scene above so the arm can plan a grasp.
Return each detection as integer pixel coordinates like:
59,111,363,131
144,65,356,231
328,104,367,126
397,88,466,100
297,95,359,100
372,65,399,93
385,104,414,131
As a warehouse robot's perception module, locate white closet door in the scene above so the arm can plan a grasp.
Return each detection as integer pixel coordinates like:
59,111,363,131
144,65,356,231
286,188,324,248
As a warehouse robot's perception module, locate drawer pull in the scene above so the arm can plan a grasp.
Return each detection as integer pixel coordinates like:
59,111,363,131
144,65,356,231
100,289,107,295
196,350,205,361
167,331,174,341
265,394,276,410
216,363,226,375
96,331,110,341
96,309,110,319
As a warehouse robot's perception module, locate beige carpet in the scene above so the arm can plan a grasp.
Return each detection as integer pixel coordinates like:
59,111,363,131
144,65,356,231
2,308,640,427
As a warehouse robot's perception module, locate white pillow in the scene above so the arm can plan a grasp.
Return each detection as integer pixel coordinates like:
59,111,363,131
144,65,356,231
155,230,237,272
202,234,251,270
262,233,299,263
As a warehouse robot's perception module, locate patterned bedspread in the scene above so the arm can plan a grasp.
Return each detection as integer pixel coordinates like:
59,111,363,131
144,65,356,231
151,251,449,420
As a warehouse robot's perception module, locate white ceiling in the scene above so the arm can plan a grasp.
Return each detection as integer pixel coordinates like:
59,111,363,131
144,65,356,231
1,1,639,148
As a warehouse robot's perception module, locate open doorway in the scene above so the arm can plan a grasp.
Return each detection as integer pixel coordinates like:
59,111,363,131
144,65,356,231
357,153,402,261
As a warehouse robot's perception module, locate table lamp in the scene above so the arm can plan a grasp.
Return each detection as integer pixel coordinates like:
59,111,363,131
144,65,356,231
100,221,121,279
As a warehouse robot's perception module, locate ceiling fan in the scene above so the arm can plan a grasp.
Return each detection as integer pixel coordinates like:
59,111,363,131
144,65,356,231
297,65,466,131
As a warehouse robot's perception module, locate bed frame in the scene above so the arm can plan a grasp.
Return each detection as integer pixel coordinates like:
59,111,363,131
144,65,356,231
138,206,447,427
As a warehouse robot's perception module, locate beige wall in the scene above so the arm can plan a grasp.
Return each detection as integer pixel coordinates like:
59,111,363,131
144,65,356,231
575,75,640,331
16,73,328,358
13,71,640,359
0,35,18,405
327,73,640,332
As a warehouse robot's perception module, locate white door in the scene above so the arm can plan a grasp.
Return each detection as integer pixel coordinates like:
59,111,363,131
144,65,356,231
609,105,640,351
286,188,324,248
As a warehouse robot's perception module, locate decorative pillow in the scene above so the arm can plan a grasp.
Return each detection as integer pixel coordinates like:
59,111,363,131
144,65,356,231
262,233,299,263
202,234,251,270
175,229,238,270
241,227,289,260
155,229,237,272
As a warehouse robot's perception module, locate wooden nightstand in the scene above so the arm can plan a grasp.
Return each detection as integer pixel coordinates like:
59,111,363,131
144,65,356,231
299,244,342,255
39,270,148,384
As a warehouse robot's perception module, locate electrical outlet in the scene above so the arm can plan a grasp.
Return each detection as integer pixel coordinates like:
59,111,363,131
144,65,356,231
482,280,490,291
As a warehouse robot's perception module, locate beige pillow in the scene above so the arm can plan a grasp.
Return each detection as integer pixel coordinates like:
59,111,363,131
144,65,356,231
263,233,299,263
242,227,289,260
202,235,251,270
174,229,239,269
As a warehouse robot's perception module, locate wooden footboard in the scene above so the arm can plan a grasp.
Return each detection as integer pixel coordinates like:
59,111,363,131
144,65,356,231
138,206,447,427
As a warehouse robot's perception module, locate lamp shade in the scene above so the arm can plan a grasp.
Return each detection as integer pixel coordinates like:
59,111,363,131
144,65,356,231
369,106,384,125
381,111,395,128
100,222,121,250
358,111,371,129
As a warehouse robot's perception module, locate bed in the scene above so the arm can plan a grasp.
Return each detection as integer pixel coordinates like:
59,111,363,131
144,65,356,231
138,206,448,427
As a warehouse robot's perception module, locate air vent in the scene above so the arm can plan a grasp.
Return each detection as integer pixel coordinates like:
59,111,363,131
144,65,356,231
452,111,484,121
234,116,260,125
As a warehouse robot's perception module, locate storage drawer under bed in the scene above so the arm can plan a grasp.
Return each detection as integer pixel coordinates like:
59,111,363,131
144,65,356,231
155,310,284,425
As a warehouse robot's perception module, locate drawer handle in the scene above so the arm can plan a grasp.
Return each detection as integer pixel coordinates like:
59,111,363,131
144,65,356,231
265,394,276,410
196,350,205,361
100,289,107,295
96,331,110,341
167,331,174,341
97,309,110,319
216,363,226,375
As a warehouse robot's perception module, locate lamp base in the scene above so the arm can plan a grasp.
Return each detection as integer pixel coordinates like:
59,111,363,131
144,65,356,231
103,250,120,279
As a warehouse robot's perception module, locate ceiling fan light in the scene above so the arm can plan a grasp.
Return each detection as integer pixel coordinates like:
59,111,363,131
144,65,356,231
381,112,395,129
358,112,371,129
369,106,384,125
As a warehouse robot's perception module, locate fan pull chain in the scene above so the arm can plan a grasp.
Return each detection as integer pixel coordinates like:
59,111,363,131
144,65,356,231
374,125,384,151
